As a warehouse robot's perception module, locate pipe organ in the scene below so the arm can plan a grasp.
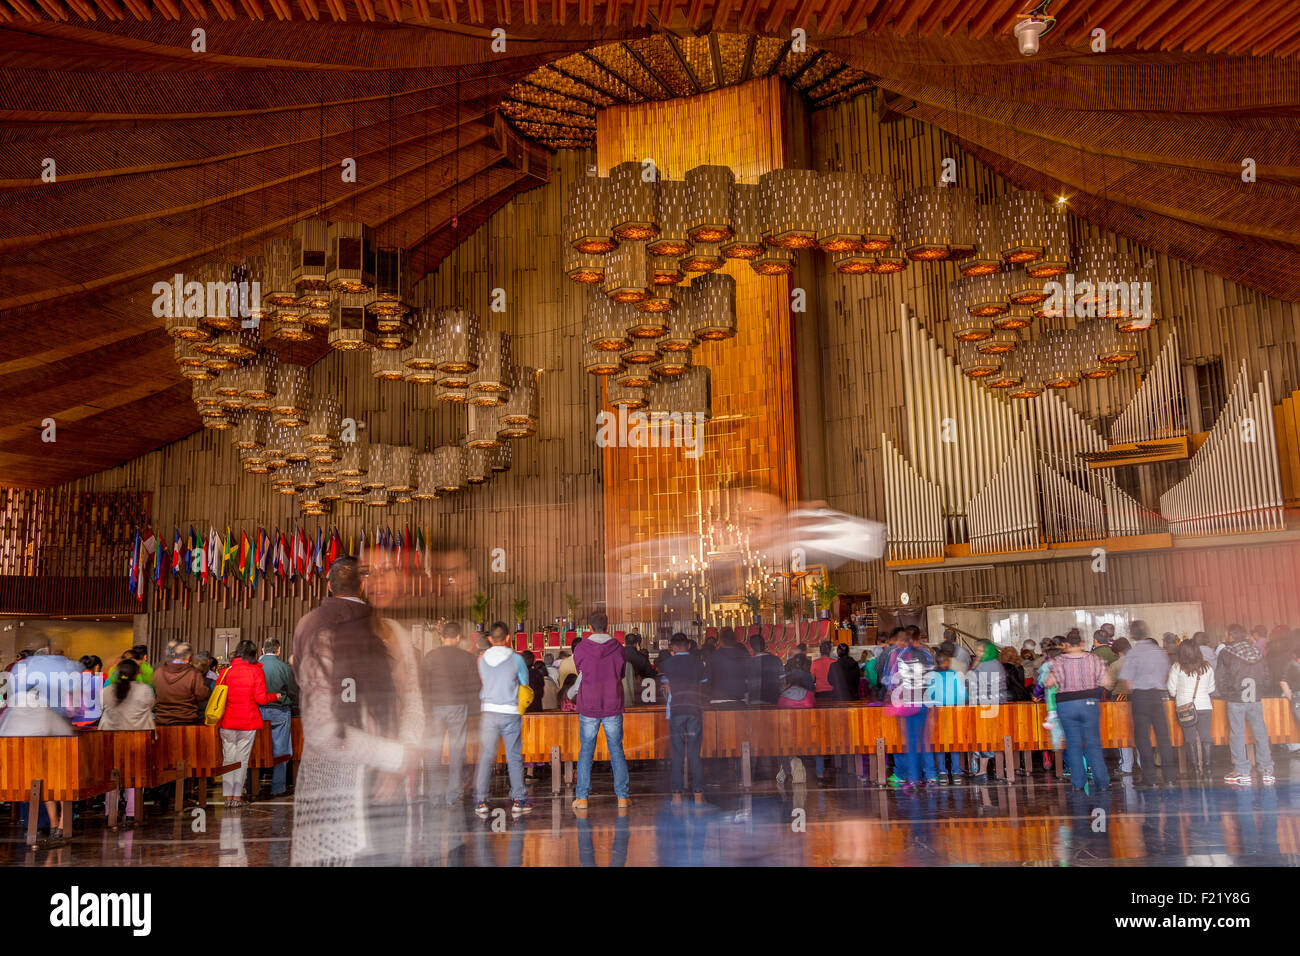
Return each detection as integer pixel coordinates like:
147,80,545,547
882,436,945,562
1160,362,1284,536
1110,331,1187,444
884,310,1185,566
966,424,1041,555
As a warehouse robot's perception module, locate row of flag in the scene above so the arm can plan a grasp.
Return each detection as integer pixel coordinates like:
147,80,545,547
126,525,433,601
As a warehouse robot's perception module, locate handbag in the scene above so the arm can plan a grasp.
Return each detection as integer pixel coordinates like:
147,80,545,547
517,684,535,715
1175,672,1201,727
204,667,231,727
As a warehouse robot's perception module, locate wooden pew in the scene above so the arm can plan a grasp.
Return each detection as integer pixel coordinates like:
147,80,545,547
0,733,121,846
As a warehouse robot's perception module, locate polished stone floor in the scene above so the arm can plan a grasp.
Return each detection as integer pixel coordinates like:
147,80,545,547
6,760,1300,867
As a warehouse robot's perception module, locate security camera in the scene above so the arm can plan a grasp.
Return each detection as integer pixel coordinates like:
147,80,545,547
1014,17,1048,55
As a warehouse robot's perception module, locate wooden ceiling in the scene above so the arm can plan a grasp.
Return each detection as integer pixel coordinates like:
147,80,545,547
500,33,874,149
2,2,1299,488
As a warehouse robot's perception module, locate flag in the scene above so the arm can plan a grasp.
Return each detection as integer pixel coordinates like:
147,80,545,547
128,530,141,598
155,537,164,588
208,527,222,582
277,530,289,579
256,529,270,584
223,527,237,579
238,531,251,581
395,527,404,570
347,533,355,558
292,528,306,579
186,526,197,578
172,530,183,576
327,528,340,569
140,529,157,598
314,527,325,576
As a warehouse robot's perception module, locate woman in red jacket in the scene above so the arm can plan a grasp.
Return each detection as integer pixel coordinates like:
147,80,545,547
219,640,281,808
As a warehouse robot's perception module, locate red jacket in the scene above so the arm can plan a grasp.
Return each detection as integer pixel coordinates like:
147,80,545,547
217,659,276,731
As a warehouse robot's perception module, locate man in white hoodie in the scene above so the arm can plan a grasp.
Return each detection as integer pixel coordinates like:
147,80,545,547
473,622,533,817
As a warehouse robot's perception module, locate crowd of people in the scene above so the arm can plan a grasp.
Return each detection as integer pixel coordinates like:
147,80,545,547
5,566,1300,855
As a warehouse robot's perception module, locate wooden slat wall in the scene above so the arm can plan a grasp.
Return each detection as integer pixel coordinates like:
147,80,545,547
809,94,1300,633
55,150,606,659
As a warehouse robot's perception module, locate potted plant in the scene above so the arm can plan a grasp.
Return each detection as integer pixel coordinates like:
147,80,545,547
565,592,581,631
812,579,840,621
469,591,489,633
512,596,530,633
743,592,761,625
781,599,795,624
801,597,815,621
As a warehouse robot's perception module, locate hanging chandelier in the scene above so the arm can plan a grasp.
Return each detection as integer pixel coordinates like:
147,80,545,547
750,246,795,276
584,342,624,376
326,222,376,293
291,219,330,302
901,186,951,261
606,379,647,409
466,404,505,448
604,240,649,303
760,169,819,249
962,203,1003,277
567,176,617,254
609,161,659,241
329,292,376,350
586,291,630,352
1028,202,1071,278
722,183,765,260
689,272,737,341
435,308,482,374
565,246,607,285
497,366,539,438
647,179,692,257
998,190,1048,265
816,171,866,252
469,331,511,400
959,340,1001,378
686,165,735,244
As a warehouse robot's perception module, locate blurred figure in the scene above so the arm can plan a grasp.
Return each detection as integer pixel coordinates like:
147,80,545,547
572,610,629,812
559,675,579,712
1194,631,1217,667
659,632,705,805
890,632,934,789
218,640,281,809
292,557,422,865
999,645,1030,702
474,622,531,818
1091,630,1117,666
1217,624,1275,787
776,654,815,785
108,645,153,685
1278,634,1300,759
99,657,156,825
925,651,967,784
1162,632,1179,651
810,641,836,704
1043,631,1112,793
1119,621,1176,789
258,638,298,797
421,619,478,805
1168,640,1215,780
1107,638,1138,776
622,634,655,708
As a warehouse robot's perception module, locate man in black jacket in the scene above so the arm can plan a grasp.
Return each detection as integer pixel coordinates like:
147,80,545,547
706,627,752,705
746,634,784,705
828,643,860,701
421,620,481,805
624,634,656,687
1216,624,1275,786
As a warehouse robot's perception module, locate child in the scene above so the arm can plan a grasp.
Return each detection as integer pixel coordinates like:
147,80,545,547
559,674,579,713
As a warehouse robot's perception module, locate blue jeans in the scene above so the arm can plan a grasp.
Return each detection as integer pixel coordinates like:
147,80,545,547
474,711,527,803
1058,697,1110,790
258,705,292,795
427,704,468,803
576,714,629,800
669,712,703,794
900,710,936,782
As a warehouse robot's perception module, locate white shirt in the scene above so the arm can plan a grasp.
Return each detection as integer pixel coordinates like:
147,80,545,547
1167,665,1215,710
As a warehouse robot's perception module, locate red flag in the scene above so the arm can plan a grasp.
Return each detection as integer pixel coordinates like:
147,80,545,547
327,528,340,569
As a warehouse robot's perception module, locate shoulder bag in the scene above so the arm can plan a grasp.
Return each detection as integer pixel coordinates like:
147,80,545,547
1175,671,1201,727
204,667,231,726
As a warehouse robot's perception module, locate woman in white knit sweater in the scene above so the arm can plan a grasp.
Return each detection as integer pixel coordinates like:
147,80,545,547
1167,641,1216,780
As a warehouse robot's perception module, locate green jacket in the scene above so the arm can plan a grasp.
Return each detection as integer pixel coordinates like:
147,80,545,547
107,661,154,685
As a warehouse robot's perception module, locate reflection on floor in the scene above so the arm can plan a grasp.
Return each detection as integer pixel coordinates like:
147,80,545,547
6,767,1300,866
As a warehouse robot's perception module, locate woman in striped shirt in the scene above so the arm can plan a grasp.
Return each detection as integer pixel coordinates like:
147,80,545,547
1043,632,1115,792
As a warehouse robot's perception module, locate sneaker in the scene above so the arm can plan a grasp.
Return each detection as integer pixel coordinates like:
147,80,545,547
511,799,533,816
474,801,490,816
617,797,630,809
571,798,589,811
925,777,940,786
937,774,950,786
1223,773,1253,786
1261,773,1276,786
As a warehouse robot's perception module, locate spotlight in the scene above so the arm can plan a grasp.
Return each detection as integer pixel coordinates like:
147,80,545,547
1015,17,1048,55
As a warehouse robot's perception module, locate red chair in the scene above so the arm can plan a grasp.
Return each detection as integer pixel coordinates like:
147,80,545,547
613,630,626,644
532,632,545,653
705,626,719,642
514,633,528,653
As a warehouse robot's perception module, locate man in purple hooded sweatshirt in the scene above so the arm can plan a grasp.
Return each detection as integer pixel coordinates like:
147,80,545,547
571,609,630,812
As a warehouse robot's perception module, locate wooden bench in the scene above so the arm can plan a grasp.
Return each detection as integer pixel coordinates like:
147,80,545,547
0,734,122,847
